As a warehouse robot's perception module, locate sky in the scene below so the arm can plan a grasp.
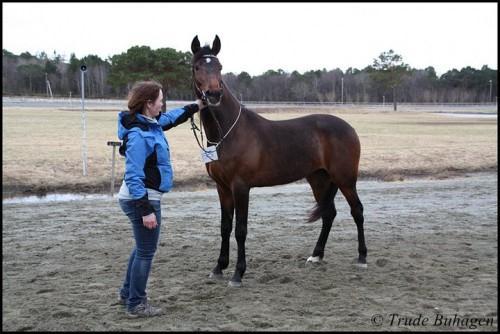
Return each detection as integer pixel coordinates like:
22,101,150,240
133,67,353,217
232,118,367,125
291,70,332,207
2,2,498,76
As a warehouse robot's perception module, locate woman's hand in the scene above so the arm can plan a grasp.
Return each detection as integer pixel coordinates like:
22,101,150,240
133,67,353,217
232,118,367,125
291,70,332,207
142,213,157,229
195,98,207,111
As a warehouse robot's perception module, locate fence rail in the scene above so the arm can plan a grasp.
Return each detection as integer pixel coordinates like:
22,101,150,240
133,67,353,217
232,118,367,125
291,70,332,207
2,97,497,113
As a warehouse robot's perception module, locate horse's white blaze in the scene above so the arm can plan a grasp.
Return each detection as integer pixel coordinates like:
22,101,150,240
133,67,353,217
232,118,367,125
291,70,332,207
306,256,321,263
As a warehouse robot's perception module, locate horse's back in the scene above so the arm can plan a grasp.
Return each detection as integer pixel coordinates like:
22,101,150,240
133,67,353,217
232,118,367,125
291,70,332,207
297,113,355,134
254,111,360,161
261,113,359,143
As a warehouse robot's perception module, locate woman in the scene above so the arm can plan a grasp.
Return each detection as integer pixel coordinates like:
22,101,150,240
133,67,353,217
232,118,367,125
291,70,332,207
117,80,205,318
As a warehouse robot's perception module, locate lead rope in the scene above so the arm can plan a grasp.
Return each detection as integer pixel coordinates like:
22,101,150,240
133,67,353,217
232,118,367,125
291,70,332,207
190,115,206,151
190,113,219,162
190,104,242,150
190,79,211,154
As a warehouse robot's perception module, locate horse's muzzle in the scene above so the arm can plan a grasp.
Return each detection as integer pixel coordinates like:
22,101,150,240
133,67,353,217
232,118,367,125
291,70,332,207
205,90,223,106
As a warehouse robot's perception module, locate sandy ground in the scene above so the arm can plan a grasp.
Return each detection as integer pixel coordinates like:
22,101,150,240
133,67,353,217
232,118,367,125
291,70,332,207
2,173,498,331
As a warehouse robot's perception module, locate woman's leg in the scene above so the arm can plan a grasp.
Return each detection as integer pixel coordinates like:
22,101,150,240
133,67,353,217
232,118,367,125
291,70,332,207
119,199,162,310
119,247,136,301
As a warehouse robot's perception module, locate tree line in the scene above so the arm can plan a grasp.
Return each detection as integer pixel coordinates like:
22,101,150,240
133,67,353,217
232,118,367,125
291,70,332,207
2,47,497,103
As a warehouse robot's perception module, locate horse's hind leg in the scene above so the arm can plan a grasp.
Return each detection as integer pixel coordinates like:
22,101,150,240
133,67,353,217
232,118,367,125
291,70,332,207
306,170,338,263
339,184,367,268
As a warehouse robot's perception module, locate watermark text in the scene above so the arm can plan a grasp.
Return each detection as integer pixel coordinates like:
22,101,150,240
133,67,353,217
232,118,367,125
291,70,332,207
371,313,495,329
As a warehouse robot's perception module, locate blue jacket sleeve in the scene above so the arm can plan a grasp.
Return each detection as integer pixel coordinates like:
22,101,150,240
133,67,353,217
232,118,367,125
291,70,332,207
158,104,200,131
123,130,154,217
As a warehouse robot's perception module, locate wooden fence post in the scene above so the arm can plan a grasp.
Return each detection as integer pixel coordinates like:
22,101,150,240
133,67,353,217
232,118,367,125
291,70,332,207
107,141,122,196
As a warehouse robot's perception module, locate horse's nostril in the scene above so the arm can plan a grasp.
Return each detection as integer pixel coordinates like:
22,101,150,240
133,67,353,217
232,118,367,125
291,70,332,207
206,90,222,98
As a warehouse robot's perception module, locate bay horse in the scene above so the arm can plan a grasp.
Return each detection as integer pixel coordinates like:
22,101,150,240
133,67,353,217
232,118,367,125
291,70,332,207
191,35,367,287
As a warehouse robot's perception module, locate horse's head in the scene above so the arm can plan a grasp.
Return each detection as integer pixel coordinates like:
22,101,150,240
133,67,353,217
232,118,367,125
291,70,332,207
191,35,224,106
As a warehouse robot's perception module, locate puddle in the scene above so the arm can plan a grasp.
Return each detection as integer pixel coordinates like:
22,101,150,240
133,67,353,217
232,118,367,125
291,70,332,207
433,112,497,119
3,172,495,205
3,193,113,204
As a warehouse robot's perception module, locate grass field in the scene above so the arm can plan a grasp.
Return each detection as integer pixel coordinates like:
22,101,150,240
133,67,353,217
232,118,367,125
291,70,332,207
2,107,497,197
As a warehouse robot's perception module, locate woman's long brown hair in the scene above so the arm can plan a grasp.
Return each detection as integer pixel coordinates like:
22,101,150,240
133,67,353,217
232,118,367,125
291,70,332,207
127,80,163,114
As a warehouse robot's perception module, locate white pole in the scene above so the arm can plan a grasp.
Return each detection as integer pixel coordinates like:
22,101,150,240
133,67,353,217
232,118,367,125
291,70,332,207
47,80,53,98
81,66,87,176
44,72,53,98
341,77,344,104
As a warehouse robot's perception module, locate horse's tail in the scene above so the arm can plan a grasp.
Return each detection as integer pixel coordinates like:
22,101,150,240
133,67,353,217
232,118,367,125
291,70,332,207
307,185,336,223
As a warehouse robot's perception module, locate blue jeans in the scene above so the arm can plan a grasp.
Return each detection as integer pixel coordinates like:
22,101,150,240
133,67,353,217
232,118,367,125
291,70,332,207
118,199,162,311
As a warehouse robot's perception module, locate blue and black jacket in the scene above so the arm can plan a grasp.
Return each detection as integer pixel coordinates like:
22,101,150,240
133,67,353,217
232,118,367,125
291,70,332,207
117,104,199,216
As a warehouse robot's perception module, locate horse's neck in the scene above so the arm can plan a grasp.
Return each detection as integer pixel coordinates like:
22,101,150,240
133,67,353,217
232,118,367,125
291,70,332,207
200,87,242,142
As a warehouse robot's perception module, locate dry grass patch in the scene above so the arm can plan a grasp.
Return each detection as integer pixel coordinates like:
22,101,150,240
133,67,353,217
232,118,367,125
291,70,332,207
2,107,497,196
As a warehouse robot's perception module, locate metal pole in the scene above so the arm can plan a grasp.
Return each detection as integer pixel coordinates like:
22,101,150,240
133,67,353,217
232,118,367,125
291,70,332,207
341,77,344,104
81,69,87,176
393,86,397,111
489,80,493,103
383,95,385,106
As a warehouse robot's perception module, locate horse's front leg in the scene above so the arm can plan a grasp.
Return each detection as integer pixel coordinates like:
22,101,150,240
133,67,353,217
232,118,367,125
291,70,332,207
209,184,234,280
228,184,250,287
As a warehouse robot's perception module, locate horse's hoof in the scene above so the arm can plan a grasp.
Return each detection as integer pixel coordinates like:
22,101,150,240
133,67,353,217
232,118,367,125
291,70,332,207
208,271,224,280
355,258,368,269
228,280,242,288
306,256,321,263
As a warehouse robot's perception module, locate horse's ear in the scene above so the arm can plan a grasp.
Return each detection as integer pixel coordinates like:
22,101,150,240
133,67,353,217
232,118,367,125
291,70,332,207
191,35,201,54
211,35,221,55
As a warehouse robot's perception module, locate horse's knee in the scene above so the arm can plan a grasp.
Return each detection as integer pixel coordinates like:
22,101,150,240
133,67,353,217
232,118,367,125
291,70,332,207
235,224,247,242
222,210,233,222
221,221,232,237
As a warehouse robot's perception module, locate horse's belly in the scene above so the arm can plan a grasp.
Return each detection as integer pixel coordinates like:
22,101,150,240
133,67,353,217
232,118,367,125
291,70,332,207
251,173,305,187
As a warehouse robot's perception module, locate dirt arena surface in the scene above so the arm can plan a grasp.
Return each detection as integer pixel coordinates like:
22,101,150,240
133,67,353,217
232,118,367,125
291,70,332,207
2,172,497,331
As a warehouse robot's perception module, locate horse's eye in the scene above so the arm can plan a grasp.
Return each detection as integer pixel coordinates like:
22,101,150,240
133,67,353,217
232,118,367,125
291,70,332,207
195,66,199,71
